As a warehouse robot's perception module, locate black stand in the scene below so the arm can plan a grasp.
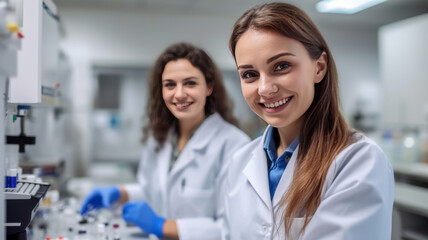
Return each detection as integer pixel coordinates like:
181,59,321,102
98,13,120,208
7,230,27,240
6,115,36,153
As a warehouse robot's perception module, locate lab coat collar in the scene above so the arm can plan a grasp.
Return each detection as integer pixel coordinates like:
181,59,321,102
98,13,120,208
243,127,272,211
189,113,223,150
168,113,223,178
272,146,299,208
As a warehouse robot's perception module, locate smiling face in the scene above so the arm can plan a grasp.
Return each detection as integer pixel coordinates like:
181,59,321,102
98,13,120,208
235,29,326,136
162,58,213,125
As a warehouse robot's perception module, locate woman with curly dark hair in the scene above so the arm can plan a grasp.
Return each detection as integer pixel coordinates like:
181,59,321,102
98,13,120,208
81,42,249,239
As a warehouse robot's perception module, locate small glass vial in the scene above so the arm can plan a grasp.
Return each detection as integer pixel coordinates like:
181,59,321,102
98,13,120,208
97,223,106,240
103,222,110,240
112,224,120,240
67,228,74,240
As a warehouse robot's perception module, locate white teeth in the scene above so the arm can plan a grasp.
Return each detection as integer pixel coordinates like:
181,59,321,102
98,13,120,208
263,97,291,108
176,103,191,107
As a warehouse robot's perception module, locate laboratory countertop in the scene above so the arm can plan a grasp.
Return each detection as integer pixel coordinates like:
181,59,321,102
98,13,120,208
395,182,428,216
392,162,428,216
393,162,428,189
29,205,158,240
99,218,156,240
34,220,157,240
116,224,157,240
393,162,428,180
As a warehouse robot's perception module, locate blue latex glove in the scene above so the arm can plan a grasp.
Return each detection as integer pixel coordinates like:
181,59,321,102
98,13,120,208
122,201,166,238
80,186,120,215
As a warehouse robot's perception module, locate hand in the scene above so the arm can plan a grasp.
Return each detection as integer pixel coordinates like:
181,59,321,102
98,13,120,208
123,201,166,238
80,186,120,215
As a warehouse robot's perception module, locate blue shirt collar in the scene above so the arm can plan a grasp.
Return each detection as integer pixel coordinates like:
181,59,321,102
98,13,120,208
263,126,299,163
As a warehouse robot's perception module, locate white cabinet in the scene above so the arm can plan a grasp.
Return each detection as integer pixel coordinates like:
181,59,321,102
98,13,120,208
379,14,428,127
9,0,61,104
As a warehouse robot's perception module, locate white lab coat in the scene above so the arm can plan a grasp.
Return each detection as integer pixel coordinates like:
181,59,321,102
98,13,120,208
124,113,250,240
223,127,394,240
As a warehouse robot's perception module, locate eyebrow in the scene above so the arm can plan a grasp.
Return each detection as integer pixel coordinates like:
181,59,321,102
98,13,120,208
267,52,295,64
162,76,198,82
236,65,253,70
237,52,295,70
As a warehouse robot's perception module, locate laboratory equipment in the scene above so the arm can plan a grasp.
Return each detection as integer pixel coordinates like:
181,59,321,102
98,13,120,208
4,104,52,240
5,180,50,240
9,0,62,104
2,1,70,239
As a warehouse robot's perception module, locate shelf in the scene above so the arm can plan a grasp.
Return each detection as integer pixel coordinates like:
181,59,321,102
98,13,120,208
395,182,428,215
402,230,428,240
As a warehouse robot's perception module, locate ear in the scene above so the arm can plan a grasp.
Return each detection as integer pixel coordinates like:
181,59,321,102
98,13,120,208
207,83,214,96
314,51,327,84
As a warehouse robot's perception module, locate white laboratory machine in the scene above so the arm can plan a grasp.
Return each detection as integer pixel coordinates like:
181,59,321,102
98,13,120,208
1,0,65,239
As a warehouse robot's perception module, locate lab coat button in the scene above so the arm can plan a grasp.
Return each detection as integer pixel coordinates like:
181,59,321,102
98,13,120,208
263,225,269,233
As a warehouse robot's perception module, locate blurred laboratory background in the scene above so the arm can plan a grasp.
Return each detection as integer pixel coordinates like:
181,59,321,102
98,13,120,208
1,0,428,239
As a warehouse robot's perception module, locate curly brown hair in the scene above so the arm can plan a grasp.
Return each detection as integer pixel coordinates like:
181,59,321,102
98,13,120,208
142,42,238,145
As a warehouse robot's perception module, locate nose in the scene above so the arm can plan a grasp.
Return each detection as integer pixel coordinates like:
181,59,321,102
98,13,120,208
258,75,278,97
175,84,187,99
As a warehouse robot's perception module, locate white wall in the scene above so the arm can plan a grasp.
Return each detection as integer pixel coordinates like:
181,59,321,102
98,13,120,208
379,14,428,127
322,27,381,121
61,8,236,69
59,7,381,171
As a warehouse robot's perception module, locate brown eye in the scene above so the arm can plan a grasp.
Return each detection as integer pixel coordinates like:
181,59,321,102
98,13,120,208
184,81,197,86
164,82,175,88
274,62,291,71
241,71,258,79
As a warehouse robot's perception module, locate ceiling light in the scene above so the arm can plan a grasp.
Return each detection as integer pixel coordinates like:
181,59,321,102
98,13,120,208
316,0,387,14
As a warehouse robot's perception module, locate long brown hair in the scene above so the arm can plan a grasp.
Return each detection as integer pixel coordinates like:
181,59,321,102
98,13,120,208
143,42,238,145
229,2,355,236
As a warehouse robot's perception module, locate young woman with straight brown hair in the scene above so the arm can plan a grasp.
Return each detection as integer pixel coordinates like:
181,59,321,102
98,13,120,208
223,2,394,239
